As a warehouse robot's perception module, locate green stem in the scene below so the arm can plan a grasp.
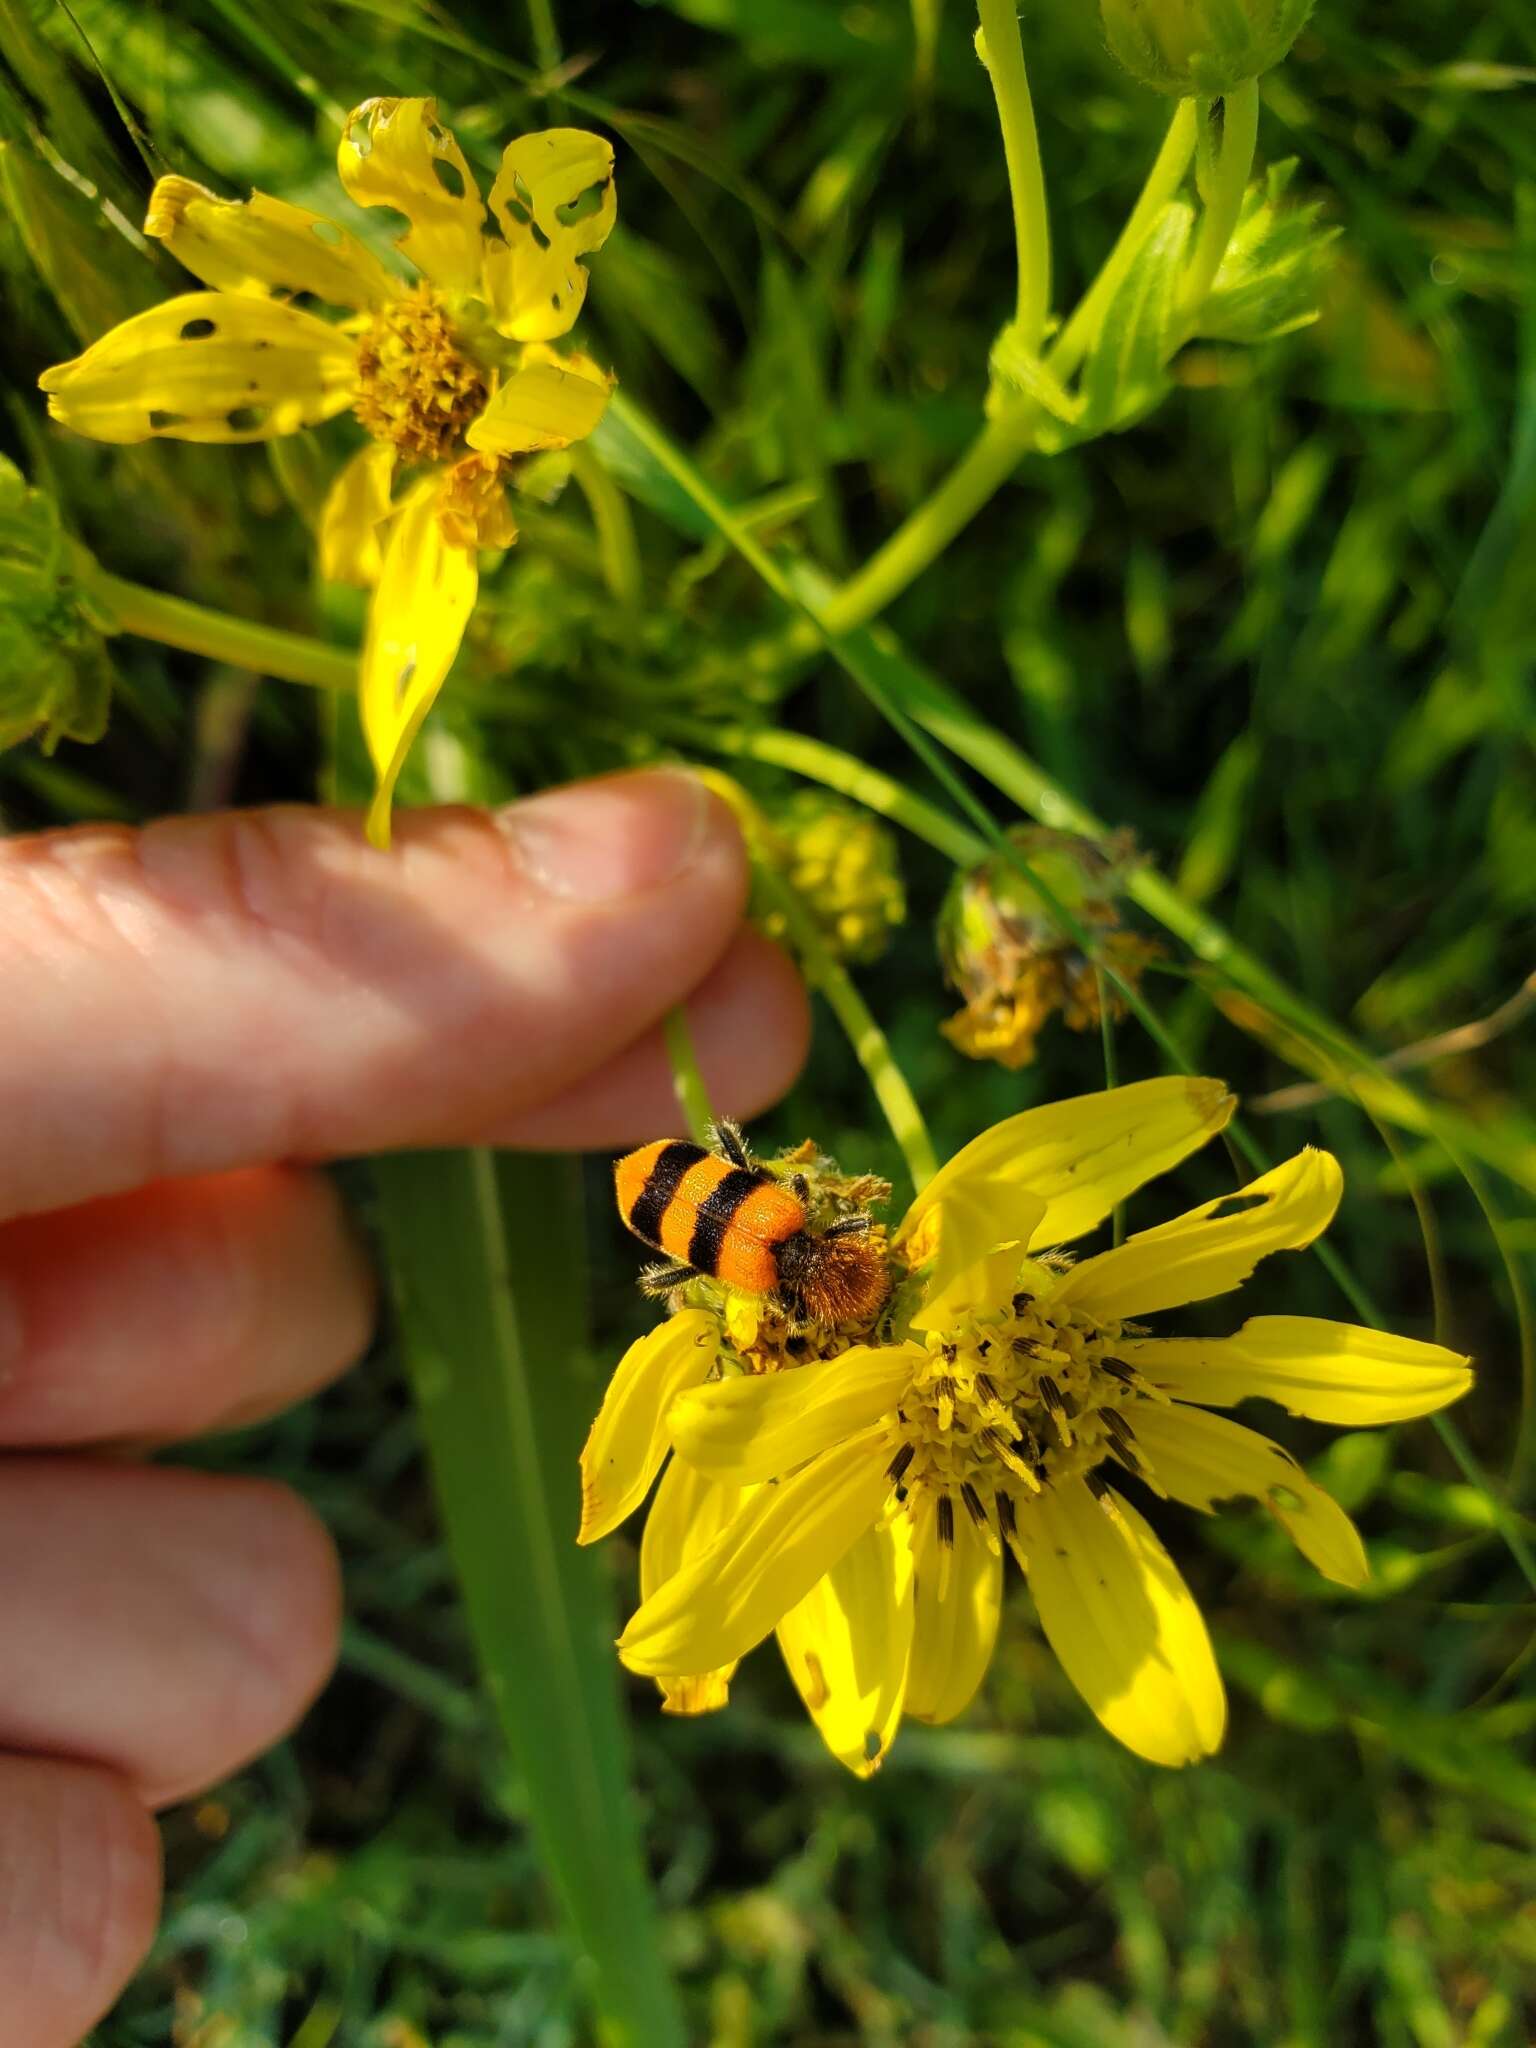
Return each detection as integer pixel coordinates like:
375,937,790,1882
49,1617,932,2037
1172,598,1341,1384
1049,98,1199,381
1179,82,1259,316
663,1005,716,1143
716,780,937,1195
525,0,562,79
975,0,1051,344
816,97,1195,640
686,723,986,866
98,573,356,692
818,408,1039,638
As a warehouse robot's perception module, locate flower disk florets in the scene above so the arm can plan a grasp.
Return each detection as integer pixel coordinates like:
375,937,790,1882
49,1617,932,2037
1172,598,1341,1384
353,283,487,463
892,1280,1154,1518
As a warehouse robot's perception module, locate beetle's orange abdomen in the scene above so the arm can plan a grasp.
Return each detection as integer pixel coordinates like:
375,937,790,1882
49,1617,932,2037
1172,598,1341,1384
614,1138,808,1295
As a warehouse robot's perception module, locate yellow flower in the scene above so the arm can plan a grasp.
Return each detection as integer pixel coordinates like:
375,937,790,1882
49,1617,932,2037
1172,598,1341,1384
579,1079,1473,1774
761,792,906,967
38,98,617,845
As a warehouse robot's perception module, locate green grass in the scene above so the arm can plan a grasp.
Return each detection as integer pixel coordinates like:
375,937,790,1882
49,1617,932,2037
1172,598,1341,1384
3,0,1536,2040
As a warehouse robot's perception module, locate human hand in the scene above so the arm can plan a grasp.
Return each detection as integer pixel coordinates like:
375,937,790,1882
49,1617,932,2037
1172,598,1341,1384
0,769,808,2046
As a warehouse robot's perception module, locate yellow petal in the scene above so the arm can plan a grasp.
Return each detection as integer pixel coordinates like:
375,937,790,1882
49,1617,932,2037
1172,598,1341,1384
1052,1149,1343,1322
640,1455,746,1713
1127,1402,1370,1587
1118,1316,1474,1425
480,128,616,342
617,1428,891,1678
897,1077,1234,1263
577,1309,716,1545
359,477,479,849
338,97,484,293
1014,1476,1226,1766
465,343,614,459
667,1344,919,1484
905,1491,1003,1725
775,1517,913,1776
319,440,396,586
145,174,395,309
38,291,357,445
908,1188,1047,1332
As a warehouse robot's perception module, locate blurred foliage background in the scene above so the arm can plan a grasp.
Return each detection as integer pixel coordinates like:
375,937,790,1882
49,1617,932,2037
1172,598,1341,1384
3,0,1536,2041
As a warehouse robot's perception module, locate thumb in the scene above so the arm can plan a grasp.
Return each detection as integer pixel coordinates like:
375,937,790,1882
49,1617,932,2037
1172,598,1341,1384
0,769,785,1218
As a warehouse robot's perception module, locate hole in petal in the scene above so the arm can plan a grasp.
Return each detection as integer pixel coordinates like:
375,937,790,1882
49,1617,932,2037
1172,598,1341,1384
225,404,268,433
179,317,217,340
432,156,466,200
347,117,374,159
311,218,343,246
1207,1192,1269,1220
147,409,184,430
556,180,608,228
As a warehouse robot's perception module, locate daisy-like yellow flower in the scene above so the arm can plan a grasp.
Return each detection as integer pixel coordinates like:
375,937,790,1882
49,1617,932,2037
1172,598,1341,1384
579,1079,1472,1774
38,98,617,844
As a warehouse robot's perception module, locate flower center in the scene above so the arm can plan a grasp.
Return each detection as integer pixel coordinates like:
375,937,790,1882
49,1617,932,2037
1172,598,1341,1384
353,284,487,464
889,1287,1155,1525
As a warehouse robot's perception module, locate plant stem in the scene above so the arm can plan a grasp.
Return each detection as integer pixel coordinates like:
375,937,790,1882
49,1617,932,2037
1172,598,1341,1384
97,573,356,692
817,98,1196,639
818,407,1039,638
663,1005,716,1143
1049,98,1199,381
1179,82,1259,315
975,0,1051,344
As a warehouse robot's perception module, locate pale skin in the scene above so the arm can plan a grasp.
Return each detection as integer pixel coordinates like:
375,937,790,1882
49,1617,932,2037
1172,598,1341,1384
0,768,810,2046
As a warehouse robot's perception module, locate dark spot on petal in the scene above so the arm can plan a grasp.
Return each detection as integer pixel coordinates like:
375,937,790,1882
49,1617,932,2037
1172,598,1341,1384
225,404,267,433
179,316,217,340
147,408,183,430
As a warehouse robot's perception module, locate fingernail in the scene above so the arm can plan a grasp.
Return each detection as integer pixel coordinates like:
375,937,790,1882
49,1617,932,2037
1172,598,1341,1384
501,770,712,902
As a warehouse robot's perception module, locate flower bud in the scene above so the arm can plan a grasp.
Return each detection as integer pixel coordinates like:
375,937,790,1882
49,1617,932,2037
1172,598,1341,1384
761,791,905,967
938,828,1159,1070
1100,0,1313,98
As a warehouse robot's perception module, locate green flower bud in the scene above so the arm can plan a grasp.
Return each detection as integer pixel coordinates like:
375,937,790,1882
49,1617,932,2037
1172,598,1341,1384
761,791,905,967
1101,0,1313,98
0,457,114,754
938,828,1159,1070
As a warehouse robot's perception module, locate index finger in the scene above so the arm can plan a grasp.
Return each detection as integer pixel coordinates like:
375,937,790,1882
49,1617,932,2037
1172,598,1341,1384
0,771,747,1220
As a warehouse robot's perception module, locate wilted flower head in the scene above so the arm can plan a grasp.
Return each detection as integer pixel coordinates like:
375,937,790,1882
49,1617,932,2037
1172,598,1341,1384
1101,0,1314,97
579,1081,1472,1774
761,792,906,967
940,827,1158,1069
39,98,617,843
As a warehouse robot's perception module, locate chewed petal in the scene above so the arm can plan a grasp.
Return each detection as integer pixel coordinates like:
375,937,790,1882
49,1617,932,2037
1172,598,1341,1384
1015,1477,1226,1766
897,1077,1234,1261
776,1518,914,1777
640,1455,747,1713
38,292,357,445
481,128,616,342
465,344,614,459
578,1309,717,1545
668,1344,919,1484
1052,1148,1343,1321
145,175,396,309
905,1490,1003,1725
338,97,484,292
319,440,396,586
360,476,479,849
617,1427,892,1678
1128,1402,1370,1587
1118,1316,1474,1425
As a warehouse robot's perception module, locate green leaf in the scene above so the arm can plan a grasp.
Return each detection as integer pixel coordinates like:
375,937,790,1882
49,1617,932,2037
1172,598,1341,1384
1197,160,1341,347
1076,197,1195,438
371,1149,687,2048
0,456,115,754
